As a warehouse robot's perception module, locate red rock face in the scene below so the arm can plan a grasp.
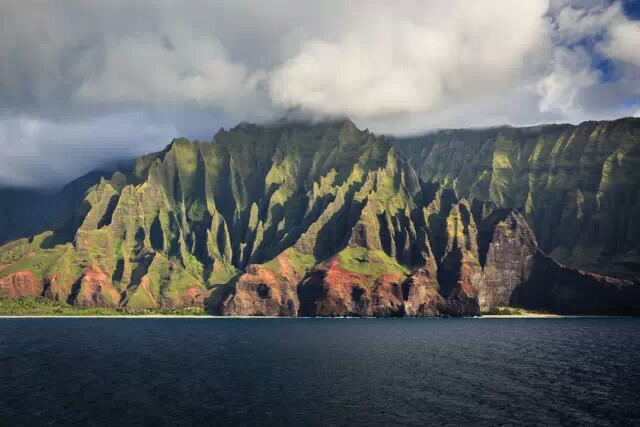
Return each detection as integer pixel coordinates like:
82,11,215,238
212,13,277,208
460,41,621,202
179,286,208,307
42,273,74,302
403,265,442,317
71,264,121,308
456,261,481,298
162,286,210,309
315,260,370,316
2,205,634,315
296,253,482,317
404,264,480,317
180,286,209,307
222,258,299,316
371,274,404,317
298,258,372,317
0,271,41,298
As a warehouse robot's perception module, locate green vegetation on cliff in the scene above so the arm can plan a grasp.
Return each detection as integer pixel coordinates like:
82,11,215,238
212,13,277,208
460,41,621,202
394,117,640,277
337,246,409,283
0,117,639,316
0,297,207,316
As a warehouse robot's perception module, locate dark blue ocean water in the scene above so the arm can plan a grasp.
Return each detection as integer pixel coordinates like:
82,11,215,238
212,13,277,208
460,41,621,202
0,318,639,426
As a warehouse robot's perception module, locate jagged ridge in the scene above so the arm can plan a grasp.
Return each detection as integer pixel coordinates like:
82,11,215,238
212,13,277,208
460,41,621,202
394,117,640,278
0,118,638,315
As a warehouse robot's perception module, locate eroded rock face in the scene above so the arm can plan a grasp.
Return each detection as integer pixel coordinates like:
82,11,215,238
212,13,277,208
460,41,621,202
403,266,443,316
432,259,482,316
296,254,481,317
371,274,404,317
43,273,74,302
1,118,639,316
222,264,299,316
298,259,371,317
71,264,121,308
163,286,209,309
394,117,640,277
473,209,640,315
476,209,537,311
0,271,41,298
435,201,482,315
403,266,480,317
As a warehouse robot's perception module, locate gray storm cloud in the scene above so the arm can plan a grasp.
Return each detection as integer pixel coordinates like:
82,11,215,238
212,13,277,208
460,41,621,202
0,0,638,186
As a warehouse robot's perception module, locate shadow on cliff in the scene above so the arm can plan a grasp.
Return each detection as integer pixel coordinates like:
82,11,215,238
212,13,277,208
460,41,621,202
0,170,114,245
510,252,640,316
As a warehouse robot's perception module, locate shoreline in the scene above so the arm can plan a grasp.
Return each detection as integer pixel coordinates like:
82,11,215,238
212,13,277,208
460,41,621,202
0,314,632,319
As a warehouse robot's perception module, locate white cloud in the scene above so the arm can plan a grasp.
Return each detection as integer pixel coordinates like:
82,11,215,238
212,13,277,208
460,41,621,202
75,36,265,112
537,47,600,116
602,19,640,67
534,1,640,122
551,1,623,45
0,0,639,185
0,114,178,187
270,0,550,119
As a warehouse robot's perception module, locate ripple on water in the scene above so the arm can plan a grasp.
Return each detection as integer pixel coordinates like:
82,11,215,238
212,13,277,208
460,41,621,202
0,317,638,426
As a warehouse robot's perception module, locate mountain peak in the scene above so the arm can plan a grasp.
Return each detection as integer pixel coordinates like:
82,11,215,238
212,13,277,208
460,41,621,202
1,117,639,316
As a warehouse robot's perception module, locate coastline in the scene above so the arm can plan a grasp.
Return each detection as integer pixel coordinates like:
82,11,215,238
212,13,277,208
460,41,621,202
0,314,630,319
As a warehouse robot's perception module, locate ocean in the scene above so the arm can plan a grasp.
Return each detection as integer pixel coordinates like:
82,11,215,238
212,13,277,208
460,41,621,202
0,318,638,426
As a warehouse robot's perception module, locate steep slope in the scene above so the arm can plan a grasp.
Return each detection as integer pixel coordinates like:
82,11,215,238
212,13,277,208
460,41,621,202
0,169,115,245
0,118,638,315
394,117,640,278
476,209,638,315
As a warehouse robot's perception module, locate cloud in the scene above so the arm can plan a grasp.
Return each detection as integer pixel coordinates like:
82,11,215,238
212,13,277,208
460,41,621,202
0,0,638,185
270,0,550,118
74,35,268,115
0,114,177,187
536,47,600,116
603,19,640,67
0,1,278,120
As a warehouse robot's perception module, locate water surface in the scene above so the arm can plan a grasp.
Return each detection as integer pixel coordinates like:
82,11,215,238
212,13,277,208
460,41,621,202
0,318,638,426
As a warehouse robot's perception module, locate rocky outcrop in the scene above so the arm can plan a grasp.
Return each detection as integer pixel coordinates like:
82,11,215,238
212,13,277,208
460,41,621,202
437,201,482,313
297,253,480,317
221,264,299,316
476,209,537,310
395,117,640,277
475,209,639,315
403,267,480,317
0,117,638,316
298,259,371,317
512,253,639,315
163,285,209,309
0,271,41,298
403,266,445,316
42,273,74,302
370,274,404,317
71,264,121,308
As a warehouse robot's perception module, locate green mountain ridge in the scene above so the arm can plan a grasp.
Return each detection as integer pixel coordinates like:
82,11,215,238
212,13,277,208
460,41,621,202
394,117,640,278
0,117,639,315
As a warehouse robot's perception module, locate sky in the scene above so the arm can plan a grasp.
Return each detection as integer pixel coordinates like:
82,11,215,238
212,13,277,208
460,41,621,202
0,0,639,187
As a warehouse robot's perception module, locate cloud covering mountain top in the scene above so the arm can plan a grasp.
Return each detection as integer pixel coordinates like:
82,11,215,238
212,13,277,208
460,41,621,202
1,0,639,186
